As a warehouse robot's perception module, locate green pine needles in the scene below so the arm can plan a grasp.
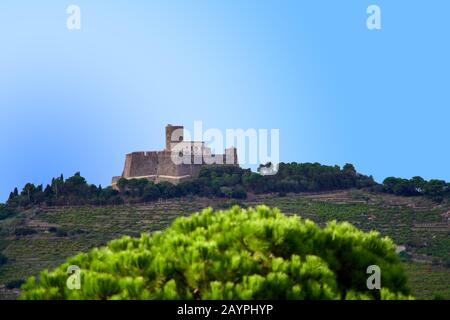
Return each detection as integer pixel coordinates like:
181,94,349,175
20,205,413,300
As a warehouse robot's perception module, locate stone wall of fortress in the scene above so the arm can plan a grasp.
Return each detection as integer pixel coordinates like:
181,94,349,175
111,125,239,187
112,149,237,186
122,151,206,179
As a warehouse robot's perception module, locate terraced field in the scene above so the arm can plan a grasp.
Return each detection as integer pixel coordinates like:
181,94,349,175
0,190,448,299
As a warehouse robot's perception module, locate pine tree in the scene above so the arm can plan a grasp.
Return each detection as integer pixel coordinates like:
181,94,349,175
20,206,413,300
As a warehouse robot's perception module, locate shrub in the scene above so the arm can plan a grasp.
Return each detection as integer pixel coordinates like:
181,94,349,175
6,279,25,289
0,252,7,266
398,251,412,262
443,257,450,269
68,229,86,236
20,206,413,300
0,204,16,220
231,186,247,199
14,228,37,237
56,230,68,237
143,184,161,201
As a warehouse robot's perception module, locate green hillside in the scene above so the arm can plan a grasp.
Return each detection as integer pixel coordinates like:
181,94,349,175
0,190,449,299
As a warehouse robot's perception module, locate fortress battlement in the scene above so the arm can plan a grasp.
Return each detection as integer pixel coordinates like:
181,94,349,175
126,150,167,157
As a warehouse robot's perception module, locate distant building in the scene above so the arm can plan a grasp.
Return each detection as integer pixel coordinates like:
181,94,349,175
112,124,238,187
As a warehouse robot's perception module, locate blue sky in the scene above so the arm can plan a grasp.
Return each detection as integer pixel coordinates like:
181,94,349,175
1,1,449,201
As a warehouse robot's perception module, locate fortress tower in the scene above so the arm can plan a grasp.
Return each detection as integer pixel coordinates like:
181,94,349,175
112,124,239,187
165,124,184,151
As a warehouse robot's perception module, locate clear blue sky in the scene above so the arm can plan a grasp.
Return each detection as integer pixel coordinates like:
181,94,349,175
1,1,449,201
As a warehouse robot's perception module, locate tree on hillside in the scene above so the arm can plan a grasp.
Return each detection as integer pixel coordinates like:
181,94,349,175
343,163,357,176
5,162,448,208
423,179,448,202
142,183,161,201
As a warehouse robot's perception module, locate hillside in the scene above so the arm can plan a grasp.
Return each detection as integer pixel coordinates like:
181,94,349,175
1,190,449,300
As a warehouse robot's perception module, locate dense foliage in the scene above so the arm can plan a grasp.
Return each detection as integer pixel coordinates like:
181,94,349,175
5,162,375,207
20,206,412,300
5,162,448,207
0,252,7,266
0,204,16,220
378,176,450,202
5,173,123,207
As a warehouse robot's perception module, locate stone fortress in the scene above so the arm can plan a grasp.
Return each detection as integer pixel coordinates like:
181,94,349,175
112,124,238,187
